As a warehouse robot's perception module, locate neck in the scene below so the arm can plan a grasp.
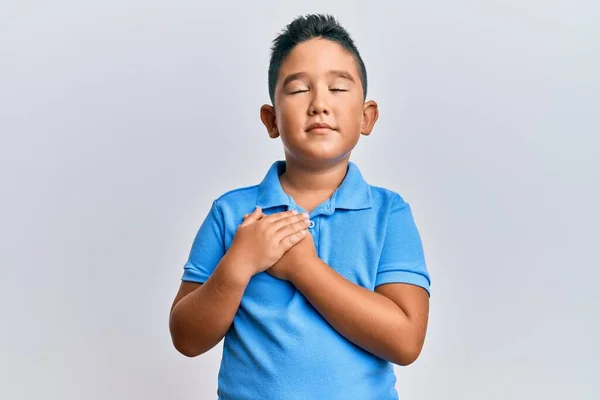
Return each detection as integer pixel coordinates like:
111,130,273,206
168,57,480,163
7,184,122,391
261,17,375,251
279,156,350,194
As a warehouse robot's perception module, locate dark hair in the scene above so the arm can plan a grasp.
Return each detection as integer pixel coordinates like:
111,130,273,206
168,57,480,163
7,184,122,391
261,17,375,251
268,14,368,103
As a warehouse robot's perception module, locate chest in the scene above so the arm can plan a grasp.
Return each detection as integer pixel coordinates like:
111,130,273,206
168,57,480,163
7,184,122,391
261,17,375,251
309,211,384,287
225,208,386,289
226,208,387,314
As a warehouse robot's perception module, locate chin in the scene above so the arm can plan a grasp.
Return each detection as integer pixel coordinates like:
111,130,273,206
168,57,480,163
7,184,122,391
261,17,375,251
291,150,353,166
284,141,354,164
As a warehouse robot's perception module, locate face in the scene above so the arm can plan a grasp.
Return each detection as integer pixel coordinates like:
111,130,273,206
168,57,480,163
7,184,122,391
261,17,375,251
261,38,378,167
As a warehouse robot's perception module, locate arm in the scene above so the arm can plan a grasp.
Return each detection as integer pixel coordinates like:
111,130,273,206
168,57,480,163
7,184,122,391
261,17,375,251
169,207,310,357
289,260,429,366
169,252,252,358
267,196,430,365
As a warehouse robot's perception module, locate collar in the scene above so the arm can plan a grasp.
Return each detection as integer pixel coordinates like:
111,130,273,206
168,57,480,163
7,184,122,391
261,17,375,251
255,160,372,213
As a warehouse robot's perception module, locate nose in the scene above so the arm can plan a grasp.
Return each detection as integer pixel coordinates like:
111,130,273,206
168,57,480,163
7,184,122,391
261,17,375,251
307,88,330,116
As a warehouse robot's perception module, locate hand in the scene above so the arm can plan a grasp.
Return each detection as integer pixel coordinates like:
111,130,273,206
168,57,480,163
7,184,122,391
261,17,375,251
241,211,318,281
228,207,310,278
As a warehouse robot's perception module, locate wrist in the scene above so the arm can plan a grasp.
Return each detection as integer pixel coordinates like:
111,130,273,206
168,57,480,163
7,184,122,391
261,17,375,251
219,250,255,285
288,254,321,285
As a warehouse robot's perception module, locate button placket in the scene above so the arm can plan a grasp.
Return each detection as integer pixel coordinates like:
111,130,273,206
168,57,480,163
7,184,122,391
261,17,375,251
306,216,319,254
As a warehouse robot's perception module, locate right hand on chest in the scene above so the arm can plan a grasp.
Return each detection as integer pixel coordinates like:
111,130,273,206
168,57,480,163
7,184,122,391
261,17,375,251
228,207,310,276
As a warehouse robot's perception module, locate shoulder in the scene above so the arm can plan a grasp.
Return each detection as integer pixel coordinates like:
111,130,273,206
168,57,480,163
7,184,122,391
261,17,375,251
353,163,409,208
214,184,259,205
367,184,410,211
208,184,260,221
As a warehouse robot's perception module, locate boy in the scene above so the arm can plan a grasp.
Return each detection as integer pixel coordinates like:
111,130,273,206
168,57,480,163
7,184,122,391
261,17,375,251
169,14,431,400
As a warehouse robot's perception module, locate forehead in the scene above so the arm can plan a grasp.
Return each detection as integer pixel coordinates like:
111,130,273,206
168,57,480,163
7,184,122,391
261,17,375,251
279,38,360,79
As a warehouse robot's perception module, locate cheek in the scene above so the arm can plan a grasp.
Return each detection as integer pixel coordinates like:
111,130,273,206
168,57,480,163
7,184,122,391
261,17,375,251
337,102,364,128
277,104,304,131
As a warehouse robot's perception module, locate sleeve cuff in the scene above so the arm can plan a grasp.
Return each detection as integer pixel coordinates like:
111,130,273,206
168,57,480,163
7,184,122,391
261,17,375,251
182,261,210,284
375,268,431,296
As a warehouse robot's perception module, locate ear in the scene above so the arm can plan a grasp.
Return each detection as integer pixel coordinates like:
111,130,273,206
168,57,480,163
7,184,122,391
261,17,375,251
361,100,379,136
260,104,279,139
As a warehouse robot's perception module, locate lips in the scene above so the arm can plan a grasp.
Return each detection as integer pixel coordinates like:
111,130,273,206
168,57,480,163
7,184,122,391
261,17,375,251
306,122,335,132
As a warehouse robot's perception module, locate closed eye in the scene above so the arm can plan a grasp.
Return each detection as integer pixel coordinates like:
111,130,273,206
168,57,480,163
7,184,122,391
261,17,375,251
330,88,348,92
290,89,309,94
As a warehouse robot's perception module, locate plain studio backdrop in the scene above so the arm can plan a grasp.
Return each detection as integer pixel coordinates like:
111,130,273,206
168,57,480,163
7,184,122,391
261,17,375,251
1,1,598,399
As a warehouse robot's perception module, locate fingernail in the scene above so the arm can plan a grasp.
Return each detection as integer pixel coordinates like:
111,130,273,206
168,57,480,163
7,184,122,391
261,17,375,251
302,213,310,219
291,210,298,215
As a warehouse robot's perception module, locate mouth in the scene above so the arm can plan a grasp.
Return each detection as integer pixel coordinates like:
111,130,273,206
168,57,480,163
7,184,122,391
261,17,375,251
306,123,335,134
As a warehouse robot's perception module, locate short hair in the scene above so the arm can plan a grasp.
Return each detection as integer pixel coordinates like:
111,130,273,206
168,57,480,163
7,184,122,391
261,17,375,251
268,14,368,103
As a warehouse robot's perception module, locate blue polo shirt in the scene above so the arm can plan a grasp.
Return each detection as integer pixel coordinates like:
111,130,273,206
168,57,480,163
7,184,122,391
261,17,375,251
182,160,431,400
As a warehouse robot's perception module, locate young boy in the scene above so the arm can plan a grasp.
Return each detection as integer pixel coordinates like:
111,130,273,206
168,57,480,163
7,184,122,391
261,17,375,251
169,14,431,400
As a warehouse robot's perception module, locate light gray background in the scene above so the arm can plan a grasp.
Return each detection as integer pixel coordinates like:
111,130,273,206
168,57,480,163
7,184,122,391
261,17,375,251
1,1,598,399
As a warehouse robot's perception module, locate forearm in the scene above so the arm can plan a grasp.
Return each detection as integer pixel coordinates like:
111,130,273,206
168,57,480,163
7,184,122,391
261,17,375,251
169,252,251,357
290,259,419,365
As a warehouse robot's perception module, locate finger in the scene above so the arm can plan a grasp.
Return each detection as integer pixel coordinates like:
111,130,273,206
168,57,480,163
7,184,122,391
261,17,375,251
274,219,310,244
263,209,299,223
279,229,307,252
272,213,310,233
240,207,262,227
243,211,265,220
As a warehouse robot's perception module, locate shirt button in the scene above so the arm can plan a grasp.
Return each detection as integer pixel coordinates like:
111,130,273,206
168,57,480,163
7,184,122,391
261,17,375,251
308,220,315,229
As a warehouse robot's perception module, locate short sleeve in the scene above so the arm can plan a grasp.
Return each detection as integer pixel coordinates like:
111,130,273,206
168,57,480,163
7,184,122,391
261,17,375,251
182,201,226,284
375,195,431,295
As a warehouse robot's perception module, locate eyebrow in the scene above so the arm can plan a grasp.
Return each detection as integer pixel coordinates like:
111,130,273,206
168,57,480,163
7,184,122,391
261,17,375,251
282,72,308,87
281,70,356,87
328,70,356,83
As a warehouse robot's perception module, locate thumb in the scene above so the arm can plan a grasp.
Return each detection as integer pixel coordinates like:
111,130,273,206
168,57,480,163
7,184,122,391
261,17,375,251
240,207,262,227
